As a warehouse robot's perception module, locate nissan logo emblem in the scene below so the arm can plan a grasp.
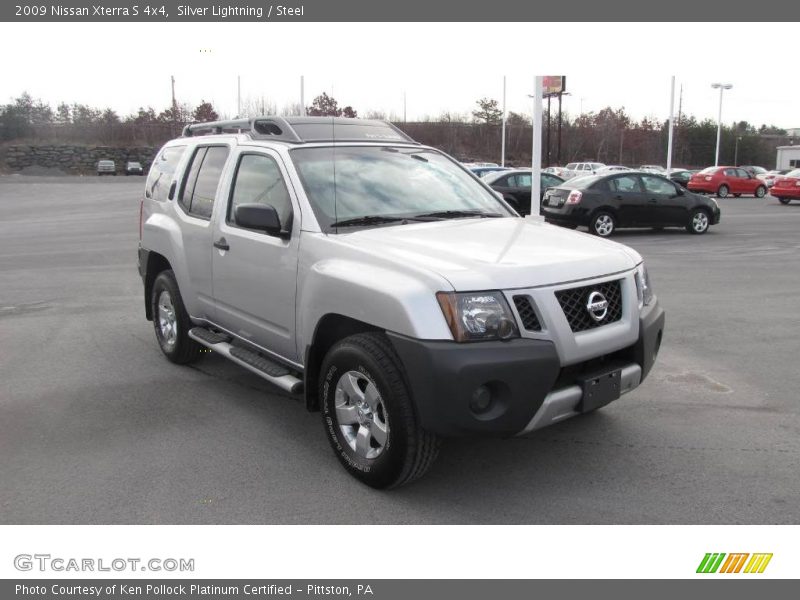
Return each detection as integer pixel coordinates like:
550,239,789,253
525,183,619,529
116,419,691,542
586,291,609,322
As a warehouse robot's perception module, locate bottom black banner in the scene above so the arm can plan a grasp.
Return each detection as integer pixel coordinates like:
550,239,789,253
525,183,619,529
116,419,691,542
2,580,795,600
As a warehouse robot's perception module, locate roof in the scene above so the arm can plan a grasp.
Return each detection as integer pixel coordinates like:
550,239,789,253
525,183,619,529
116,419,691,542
182,116,418,145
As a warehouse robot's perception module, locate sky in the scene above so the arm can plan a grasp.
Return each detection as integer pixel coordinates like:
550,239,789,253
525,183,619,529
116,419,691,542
1,22,797,128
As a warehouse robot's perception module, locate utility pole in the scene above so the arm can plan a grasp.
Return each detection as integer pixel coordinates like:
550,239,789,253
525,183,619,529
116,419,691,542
237,75,241,118
666,76,675,173
300,75,305,116
170,75,176,112
403,91,407,123
501,76,506,167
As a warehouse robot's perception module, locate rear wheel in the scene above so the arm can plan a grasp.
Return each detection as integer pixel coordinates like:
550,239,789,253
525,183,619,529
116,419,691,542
590,211,616,237
687,209,710,234
320,332,439,489
755,186,766,198
150,270,202,364
717,184,729,198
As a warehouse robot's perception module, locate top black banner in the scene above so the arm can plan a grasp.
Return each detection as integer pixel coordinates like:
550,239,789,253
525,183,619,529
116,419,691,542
3,0,799,21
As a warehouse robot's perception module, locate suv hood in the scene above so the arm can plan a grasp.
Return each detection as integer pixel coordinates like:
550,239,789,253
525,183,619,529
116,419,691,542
338,217,641,291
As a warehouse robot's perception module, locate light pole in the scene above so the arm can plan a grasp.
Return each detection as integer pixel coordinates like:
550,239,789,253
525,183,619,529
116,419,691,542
711,83,732,166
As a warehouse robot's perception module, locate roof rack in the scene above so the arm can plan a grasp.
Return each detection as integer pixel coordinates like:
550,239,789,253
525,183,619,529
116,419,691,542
181,116,419,145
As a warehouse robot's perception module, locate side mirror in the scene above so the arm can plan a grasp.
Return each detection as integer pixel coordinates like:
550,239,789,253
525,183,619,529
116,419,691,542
235,203,286,237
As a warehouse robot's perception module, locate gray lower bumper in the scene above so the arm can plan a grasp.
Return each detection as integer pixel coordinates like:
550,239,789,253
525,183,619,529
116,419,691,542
515,363,642,436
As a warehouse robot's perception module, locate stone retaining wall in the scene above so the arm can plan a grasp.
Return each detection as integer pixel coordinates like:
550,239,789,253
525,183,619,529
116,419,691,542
3,144,158,174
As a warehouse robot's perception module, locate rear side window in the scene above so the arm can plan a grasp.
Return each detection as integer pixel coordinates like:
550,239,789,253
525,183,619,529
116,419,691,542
609,175,643,192
179,145,230,219
723,168,737,177
145,145,186,201
228,153,293,229
642,175,677,195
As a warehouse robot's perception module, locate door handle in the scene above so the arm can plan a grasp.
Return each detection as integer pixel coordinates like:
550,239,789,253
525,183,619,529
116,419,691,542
213,237,230,251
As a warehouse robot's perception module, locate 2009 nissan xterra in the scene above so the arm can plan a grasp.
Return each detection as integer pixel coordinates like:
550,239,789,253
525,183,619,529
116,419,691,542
137,117,665,488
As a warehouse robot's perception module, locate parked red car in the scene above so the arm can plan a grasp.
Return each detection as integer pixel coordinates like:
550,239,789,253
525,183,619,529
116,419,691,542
770,169,800,204
687,166,768,198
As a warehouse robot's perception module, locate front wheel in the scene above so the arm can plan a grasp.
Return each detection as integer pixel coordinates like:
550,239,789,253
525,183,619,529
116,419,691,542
320,332,439,489
590,211,616,237
687,209,710,234
778,198,792,205
755,186,766,198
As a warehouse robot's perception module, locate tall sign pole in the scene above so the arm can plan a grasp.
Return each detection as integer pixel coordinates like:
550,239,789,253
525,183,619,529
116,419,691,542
531,76,543,212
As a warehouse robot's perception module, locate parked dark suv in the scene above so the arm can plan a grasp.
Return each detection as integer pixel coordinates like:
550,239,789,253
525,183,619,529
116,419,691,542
542,172,721,236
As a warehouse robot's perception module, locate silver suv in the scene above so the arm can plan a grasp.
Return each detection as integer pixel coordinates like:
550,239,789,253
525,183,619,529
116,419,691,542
138,117,665,488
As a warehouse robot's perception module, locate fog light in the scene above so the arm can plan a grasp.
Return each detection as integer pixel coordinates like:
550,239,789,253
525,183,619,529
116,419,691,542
470,385,493,414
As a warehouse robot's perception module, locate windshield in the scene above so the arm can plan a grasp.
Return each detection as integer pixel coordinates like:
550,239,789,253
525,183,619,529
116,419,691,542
748,166,767,174
699,167,718,174
565,163,577,170
291,146,511,231
786,169,800,178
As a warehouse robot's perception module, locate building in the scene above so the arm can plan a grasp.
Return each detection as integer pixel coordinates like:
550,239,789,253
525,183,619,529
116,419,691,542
785,128,800,137
776,145,800,170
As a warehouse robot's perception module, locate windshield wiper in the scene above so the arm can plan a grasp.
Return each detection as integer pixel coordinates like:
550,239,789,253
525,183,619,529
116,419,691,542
331,215,431,228
412,210,504,220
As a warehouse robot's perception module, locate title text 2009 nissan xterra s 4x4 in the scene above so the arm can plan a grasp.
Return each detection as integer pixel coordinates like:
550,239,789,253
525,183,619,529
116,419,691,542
138,117,664,488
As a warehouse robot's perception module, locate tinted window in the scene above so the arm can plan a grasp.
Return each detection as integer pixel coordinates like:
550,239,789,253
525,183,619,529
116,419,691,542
642,175,677,195
515,173,532,188
609,175,643,192
228,154,293,229
179,147,207,213
180,146,229,219
146,145,186,201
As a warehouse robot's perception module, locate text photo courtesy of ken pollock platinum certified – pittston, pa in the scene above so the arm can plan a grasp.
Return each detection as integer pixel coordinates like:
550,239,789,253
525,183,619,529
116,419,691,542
0,0,799,592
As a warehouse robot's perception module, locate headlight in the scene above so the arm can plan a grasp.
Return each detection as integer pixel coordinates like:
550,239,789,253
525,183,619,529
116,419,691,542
634,264,654,308
436,291,519,342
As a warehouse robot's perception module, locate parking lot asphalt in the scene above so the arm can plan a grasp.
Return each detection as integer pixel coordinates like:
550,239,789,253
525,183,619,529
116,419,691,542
1,175,798,524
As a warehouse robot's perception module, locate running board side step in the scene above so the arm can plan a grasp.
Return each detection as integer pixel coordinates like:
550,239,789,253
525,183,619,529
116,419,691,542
189,327,303,394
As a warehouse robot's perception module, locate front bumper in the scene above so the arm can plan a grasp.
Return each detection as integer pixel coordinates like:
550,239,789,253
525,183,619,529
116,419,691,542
388,298,665,437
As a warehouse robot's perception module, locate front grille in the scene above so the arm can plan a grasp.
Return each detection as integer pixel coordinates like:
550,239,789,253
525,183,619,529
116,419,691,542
555,279,623,332
513,295,541,331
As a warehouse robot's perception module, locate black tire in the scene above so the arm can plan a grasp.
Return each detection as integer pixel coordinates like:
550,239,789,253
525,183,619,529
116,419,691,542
755,186,766,198
150,270,202,364
686,208,711,234
717,184,729,198
320,332,440,489
733,193,741,198
590,211,616,237
778,198,792,205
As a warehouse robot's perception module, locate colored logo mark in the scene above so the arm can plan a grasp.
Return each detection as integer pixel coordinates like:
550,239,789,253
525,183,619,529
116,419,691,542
696,553,773,574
